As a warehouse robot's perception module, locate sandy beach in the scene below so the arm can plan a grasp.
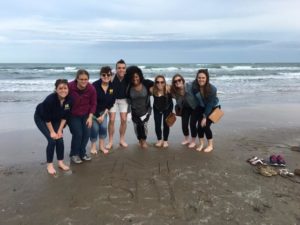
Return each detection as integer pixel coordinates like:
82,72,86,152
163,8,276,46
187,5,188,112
1,98,300,225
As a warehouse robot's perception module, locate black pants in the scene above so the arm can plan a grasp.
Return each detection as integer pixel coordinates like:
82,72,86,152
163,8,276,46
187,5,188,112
181,106,199,138
132,112,150,140
197,107,213,139
34,113,64,163
153,105,172,141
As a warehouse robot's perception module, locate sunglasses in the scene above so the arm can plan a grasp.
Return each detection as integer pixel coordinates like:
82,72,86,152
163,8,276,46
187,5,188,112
155,80,165,84
173,79,182,84
101,73,111,77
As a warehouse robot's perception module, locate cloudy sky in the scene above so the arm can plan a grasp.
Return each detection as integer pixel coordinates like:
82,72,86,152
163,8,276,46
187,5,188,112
0,0,299,63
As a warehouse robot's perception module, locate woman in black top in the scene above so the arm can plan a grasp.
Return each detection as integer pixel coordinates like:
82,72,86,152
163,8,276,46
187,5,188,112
34,79,72,175
90,66,115,154
150,75,173,148
125,66,154,148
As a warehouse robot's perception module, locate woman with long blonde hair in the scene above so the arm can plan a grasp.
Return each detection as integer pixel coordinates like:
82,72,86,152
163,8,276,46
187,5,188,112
150,75,173,148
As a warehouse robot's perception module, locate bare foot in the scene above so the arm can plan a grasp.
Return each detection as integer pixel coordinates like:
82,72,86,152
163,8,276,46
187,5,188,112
90,148,98,155
155,140,163,147
119,141,128,148
163,141,169,148
105,143,113,149
140,140,148,149
188,142,196,149
47,163,56,175
58,161,70,171
203,146,213,153
196,144,204,152
100,148,109,154
181,140,190,145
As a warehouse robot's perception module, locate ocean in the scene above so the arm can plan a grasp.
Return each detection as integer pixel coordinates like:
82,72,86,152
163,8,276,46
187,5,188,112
1,63,300,104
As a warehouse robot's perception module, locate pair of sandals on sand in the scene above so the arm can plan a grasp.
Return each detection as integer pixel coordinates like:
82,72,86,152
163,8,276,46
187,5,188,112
247,156,294,177
247,155,286,167
255,165,294,177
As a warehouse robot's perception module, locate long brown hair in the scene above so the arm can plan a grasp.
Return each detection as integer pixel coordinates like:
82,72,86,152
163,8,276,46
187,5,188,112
171,73,185,96
196,69,211,100
153,75,167,96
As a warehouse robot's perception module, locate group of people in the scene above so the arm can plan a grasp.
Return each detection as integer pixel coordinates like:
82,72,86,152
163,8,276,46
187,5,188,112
34,60,220,175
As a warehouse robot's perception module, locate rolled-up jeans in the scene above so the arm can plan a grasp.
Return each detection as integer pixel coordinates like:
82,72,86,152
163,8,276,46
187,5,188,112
68,114,91,158
90,114,108,142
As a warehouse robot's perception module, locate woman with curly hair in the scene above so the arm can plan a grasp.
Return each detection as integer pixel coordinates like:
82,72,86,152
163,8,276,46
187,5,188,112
125,66,154,148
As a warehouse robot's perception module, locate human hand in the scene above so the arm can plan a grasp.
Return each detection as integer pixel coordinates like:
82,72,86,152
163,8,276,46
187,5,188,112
86,116,93,128
97,115,104,124
201,118,207,127
57,130,63,139
50,131,58,139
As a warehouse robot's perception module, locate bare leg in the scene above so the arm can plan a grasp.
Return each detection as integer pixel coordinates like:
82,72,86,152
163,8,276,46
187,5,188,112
47,163,56,175
58,160,70,171
106,112,115,149
196,138,205,152
204,139,214,152
90,142,97,154
119,112,128,147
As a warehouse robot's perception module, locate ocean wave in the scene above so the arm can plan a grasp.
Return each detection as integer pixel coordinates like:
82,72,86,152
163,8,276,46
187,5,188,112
220,65,300,71
216,74,300,81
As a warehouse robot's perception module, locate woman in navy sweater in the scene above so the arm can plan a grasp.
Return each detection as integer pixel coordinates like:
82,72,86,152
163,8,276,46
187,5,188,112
34,79,72,175
90,66,116,154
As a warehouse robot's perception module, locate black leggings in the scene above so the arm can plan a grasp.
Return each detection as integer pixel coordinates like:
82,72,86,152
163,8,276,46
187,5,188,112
131,112,150,140
197,108,213,139
181,106,199,138
153,105,172,141
34,113,64,163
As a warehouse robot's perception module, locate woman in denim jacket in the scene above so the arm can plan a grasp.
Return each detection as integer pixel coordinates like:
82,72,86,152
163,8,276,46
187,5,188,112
192,69,219,152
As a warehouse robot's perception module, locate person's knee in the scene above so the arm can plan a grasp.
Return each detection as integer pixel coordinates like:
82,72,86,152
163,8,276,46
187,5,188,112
48,139,56,146
120,113,127,124
56,138,64,144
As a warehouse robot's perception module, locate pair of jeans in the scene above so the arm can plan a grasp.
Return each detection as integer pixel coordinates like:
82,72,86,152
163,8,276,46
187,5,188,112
153,105,172,141
90,114,108,142
68,114,91,158
181,106,199,138
34,113,64,163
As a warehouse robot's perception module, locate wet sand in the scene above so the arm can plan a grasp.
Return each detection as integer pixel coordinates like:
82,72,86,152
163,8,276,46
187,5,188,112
1,103,300,225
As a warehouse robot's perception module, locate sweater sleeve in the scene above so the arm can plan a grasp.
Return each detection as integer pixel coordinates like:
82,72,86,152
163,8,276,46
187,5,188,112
89,85,97,114
42,95,53,122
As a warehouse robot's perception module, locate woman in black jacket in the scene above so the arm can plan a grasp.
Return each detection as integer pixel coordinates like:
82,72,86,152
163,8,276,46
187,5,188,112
90,66,115,154
34,79,72,175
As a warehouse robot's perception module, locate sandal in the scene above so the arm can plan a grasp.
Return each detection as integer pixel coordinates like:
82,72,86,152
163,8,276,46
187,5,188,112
276,155,286,167
256,165,272,177
247,156,258,163
250,158,267,166
264,165,278,176
269,155,278,166
279,168,294,177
